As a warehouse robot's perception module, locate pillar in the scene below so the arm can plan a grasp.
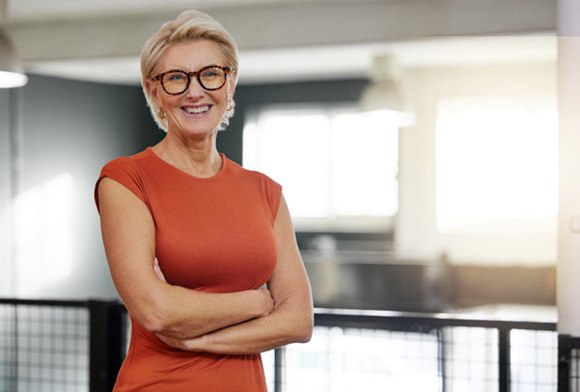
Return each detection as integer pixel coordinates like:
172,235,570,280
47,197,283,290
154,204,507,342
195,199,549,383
557,0,580,337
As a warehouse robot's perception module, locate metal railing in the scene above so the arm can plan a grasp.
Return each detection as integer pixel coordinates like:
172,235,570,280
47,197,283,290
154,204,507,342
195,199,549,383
0,299,125,392
300,308,557,392
559,334,580,392
0,298,570,392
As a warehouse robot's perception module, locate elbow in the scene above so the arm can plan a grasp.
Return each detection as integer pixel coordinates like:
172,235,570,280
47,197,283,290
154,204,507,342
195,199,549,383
287,299,314,344
291,312,314,344
129,295,174,334
139,313,167,334
296,327,313,344
133,307,168,334
300,318,314,343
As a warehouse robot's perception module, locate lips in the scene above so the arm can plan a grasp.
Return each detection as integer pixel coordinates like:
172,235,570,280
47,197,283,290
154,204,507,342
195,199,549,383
182,105,210,114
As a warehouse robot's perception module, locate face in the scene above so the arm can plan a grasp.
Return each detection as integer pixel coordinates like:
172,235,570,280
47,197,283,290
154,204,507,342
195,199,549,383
148,39,236,140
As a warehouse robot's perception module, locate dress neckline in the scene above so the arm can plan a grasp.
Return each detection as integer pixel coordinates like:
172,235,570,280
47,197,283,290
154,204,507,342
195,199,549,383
145,147,227,182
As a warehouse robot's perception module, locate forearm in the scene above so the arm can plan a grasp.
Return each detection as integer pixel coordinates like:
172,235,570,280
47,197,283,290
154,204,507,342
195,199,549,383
161,299,313,355
132,282,273,339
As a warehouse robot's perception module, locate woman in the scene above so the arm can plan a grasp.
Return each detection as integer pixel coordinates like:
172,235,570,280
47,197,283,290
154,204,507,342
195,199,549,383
95,9,313,391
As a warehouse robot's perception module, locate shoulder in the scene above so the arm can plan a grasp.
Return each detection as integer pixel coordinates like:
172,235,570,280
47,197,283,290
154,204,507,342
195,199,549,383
95,149,152,210
101,149,150,175
226,157,281,190
224,157,283,218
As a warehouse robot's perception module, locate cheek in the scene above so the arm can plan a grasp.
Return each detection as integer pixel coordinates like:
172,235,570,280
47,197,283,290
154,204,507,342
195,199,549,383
213,90,230,108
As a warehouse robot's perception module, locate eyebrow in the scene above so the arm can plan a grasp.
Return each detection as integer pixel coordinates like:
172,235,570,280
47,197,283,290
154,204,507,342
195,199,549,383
164,64,222,73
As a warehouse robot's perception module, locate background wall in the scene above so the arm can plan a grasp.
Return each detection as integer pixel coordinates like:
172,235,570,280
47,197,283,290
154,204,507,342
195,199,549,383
1,75,165,298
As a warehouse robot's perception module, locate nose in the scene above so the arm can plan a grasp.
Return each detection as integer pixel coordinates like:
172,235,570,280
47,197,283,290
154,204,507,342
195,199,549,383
184,75,205,97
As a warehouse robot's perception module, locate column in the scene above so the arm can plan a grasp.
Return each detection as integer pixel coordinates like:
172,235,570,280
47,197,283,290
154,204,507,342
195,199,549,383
557,1,580,388
557,0,580,337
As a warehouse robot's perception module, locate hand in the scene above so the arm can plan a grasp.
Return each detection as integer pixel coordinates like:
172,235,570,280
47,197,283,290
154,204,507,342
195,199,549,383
256,286,275,317
156,333,202,351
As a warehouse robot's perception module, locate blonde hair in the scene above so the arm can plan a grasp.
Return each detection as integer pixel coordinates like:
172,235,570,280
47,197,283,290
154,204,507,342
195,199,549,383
140,10,238,132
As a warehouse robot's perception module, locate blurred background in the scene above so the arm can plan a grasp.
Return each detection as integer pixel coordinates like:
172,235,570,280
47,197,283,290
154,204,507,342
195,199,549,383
0,0,558,311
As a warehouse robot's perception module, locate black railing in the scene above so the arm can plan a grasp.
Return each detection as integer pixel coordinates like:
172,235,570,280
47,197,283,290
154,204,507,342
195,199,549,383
559,334,580,392
87,301,127,392
0,298,570,392
0,298,125,392
310,308,557,392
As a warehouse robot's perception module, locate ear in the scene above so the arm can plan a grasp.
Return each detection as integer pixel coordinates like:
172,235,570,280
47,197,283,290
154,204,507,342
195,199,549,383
145,79,162,108
226,71,238,99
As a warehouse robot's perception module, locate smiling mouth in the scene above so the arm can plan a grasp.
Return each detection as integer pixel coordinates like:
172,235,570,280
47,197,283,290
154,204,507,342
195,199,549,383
182,105,210,114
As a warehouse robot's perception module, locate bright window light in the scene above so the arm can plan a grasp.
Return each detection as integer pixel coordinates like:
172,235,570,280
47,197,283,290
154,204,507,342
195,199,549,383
243,107,399,230
436,97,558,232
14,173,74,296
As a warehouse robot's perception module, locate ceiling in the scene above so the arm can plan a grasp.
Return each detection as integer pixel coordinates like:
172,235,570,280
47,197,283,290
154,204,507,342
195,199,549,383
0,0,558,86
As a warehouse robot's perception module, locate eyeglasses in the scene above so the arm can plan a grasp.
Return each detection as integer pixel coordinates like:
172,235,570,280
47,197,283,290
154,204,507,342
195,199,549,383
152,65,233,95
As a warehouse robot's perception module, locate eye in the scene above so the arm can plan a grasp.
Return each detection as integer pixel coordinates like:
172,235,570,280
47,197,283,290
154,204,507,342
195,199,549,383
164,71,187,83
200,68,222,79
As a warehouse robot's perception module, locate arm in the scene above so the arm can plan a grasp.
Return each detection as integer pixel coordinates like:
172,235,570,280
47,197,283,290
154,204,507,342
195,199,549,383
159,195,314,354
97,177,274,339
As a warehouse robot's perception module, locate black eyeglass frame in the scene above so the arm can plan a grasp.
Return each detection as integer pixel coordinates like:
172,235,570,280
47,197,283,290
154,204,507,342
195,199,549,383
151,65,233,95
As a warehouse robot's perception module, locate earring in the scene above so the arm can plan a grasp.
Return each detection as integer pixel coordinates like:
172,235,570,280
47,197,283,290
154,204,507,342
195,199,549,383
157,107,165,119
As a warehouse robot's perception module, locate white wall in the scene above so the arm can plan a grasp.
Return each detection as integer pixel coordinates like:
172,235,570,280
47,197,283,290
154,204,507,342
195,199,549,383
396,61,557,266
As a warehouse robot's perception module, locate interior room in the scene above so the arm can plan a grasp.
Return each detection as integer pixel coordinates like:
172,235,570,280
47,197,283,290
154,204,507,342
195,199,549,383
1,0,575,391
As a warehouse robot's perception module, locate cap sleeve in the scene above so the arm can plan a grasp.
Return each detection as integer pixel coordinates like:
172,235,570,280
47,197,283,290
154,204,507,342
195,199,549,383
94,157,148,211
263,175,282,223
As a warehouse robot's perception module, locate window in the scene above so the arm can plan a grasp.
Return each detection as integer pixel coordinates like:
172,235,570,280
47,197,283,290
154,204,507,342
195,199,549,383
436,97,558,233
243,106,399,231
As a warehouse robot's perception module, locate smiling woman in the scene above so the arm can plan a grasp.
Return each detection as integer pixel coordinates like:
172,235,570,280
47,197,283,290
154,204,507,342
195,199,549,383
94,9,313,392
144,39,236,145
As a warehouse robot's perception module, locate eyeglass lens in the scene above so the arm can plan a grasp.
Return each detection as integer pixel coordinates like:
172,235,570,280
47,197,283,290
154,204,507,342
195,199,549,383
161,67,227,94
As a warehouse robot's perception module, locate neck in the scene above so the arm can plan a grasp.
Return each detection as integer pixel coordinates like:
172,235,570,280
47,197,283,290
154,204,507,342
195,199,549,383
152,135,222,178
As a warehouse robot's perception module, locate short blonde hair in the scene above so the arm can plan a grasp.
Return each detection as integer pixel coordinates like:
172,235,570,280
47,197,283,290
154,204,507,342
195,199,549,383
140,9,238,131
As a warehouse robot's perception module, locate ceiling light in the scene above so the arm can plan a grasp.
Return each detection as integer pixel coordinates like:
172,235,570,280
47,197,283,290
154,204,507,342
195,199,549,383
359,54,414,125
360,55,403,111
359,78,405,113
0,29,28,88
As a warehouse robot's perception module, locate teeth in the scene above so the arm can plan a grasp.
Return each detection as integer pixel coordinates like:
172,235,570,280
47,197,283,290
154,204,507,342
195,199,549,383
184,106,209,114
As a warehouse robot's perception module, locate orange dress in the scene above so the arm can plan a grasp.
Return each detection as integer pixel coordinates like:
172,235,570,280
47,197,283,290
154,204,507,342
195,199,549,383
95,147,281,391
